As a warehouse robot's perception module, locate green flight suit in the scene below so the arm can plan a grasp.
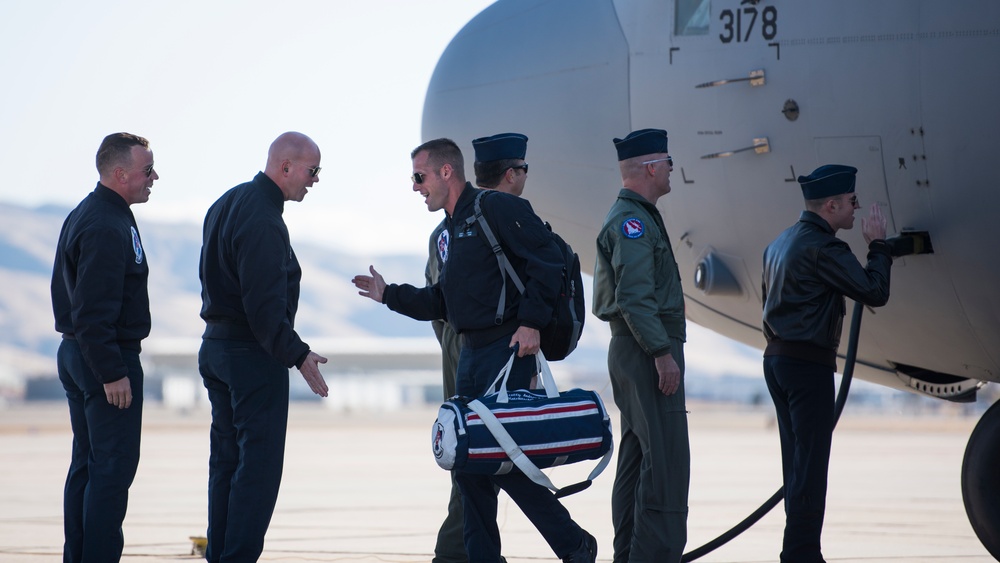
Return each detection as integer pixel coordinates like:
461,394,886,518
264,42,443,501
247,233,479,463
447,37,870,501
426,219,466,563
593,189,690,563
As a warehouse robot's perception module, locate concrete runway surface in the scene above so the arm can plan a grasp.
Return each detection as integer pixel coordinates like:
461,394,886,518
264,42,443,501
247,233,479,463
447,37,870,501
0,401,994,562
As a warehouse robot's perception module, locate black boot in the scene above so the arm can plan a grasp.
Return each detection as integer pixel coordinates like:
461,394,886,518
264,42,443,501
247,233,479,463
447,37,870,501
562,532,597,563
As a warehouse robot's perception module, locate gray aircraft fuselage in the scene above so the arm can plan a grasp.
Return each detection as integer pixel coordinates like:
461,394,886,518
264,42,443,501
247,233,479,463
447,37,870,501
421,0,1000,556
423,0,999,399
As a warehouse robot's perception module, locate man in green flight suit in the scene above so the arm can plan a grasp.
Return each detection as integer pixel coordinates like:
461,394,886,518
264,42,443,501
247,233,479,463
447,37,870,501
592,128,689,563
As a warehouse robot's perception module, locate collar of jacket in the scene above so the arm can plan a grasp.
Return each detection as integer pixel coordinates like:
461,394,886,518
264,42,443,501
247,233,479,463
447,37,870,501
447,181,479,219
93,182,131,210
252,171,285,213
798,210,835,234
617,187,659,213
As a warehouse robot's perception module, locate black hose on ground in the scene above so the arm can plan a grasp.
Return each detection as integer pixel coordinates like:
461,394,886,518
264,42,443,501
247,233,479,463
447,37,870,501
681,301,865,562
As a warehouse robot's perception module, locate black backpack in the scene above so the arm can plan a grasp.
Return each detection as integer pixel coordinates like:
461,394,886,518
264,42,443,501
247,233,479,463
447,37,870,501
468,190,585,361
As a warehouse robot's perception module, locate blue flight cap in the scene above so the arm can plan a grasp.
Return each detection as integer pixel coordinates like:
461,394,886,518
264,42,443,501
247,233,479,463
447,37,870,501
614,128,669,161
472,133,528,162
797,164,858,199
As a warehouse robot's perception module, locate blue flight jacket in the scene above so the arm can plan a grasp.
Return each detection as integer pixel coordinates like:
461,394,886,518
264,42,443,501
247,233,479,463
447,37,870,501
51,183,151,383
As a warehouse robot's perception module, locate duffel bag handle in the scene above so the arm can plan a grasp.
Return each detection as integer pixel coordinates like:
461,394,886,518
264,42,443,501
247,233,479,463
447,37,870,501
535,352,559,398
489,350,560,403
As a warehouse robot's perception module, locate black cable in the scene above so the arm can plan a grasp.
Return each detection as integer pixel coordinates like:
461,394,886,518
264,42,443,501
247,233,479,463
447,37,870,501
681,301,865,562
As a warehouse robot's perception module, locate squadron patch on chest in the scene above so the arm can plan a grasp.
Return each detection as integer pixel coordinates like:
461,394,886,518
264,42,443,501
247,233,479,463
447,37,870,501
622,218,645,239
130,226,144,264
437,229,450,262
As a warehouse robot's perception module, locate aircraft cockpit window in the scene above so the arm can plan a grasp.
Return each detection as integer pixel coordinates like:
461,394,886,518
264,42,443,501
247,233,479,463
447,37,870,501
676,0,710,36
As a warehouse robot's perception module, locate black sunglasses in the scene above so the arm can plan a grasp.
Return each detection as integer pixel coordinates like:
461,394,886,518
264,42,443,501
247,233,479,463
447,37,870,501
411,172,426,184
290,161,321,177
510,164,529,174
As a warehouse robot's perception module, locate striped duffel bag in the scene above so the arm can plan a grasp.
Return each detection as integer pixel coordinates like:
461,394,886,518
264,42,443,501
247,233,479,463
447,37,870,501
431,352,613,498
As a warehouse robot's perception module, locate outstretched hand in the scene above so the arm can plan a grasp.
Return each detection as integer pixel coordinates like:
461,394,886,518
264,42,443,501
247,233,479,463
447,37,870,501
352,265,386,303
298,351,329,397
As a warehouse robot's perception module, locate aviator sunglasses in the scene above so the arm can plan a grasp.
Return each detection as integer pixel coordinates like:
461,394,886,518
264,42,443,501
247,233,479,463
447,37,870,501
290,161,322,177
413,164,527,184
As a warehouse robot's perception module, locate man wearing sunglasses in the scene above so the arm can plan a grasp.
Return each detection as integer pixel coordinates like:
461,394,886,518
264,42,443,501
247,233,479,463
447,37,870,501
197,131,329,562
592,128,689,563
425,132,529,563
472,132,530,195
353,138,597,563
51,132,158,562
762,164,892,563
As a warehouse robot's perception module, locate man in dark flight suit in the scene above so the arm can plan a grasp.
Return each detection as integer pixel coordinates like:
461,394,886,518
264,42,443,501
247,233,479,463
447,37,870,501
52,132,159,562
762,164,892,563
430,132,528,563
198,131,330,562
353,138,596,563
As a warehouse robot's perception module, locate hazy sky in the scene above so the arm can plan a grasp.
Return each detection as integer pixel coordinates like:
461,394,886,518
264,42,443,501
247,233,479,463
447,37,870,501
0,0,495,255
0,0,773,380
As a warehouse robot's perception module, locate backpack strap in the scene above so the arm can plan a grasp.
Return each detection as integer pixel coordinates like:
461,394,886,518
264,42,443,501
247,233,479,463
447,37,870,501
466,190,525,324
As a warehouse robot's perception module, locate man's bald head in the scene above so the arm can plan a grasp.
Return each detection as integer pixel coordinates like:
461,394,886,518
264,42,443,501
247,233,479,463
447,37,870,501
267,132,319,169
264,132,322,202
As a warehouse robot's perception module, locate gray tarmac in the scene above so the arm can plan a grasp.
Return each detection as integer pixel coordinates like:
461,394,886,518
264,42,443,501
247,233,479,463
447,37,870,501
0,401,993,562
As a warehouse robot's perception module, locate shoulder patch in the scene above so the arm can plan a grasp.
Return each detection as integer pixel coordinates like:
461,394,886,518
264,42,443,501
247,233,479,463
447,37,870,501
130,226,144,264
622,218,645,239
437,229,449,262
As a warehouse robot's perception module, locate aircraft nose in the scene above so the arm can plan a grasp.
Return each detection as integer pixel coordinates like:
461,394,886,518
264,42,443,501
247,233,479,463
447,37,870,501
421,0,632,251
423,1,630,143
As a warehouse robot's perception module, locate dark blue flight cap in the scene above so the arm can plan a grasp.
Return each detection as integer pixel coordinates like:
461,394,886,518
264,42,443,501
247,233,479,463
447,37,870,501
472,133,528,162
614,128,669,161
797,164,858,199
